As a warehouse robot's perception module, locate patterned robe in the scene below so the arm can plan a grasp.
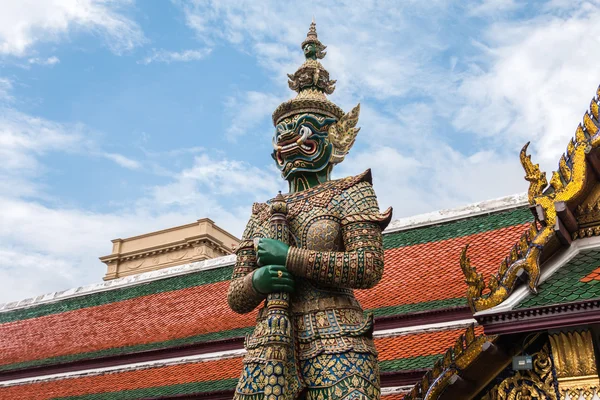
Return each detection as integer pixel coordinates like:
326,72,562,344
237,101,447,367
228,169,392,400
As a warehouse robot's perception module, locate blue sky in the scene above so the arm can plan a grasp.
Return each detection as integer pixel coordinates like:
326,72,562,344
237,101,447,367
1,0,600,303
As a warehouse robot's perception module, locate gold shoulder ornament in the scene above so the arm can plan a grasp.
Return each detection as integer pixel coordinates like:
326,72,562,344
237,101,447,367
328,103,361,164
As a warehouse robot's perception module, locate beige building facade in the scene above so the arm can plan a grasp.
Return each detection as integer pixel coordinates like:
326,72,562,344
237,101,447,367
100,218,239,280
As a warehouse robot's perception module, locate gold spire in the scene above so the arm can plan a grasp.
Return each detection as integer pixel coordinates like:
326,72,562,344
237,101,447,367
272,20,341,125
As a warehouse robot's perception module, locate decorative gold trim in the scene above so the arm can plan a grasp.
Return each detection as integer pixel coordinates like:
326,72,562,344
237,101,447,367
461,84,600,312
480,344,557,400
549,330,600,399
404,324,496,400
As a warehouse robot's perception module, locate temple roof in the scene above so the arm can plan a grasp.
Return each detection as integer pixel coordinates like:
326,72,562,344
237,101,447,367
0,195,531,398
517,247,600,309
403,83,600,400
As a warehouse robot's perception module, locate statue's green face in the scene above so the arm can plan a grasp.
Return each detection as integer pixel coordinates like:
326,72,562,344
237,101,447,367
272,113,336,180
303,43,317,59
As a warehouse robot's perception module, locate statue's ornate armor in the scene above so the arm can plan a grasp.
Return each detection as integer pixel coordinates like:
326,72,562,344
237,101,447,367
228,170,392,399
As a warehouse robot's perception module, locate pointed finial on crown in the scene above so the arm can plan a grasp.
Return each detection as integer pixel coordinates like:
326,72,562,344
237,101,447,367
272,20,342,125
301,19,326,60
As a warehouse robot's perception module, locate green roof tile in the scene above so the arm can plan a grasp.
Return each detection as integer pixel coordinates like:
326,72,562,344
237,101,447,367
0,266,234,324
380,354,441,372
517,248,600,309
383,207,531,249
53,378,239,400
50,355,439,399
370,298,466,318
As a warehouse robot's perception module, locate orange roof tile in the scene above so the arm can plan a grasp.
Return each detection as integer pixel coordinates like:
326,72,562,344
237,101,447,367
376,327,483,361
358,224,528,308
0,357,243,400
382,394,406,400
0,224,524,370
0,327,476,399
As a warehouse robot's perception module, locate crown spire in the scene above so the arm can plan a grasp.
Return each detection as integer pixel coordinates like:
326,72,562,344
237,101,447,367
301,19,326,60
272,21,341,125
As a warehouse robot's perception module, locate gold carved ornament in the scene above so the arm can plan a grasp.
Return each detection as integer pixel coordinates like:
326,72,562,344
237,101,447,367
462,85,600,312
328,103,361,165
549,330,600,400
404,324,496,400
480,344,557,400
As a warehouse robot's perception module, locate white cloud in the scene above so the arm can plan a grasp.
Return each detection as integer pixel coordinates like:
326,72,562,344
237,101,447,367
138,48,212,64
101,152,141,169
0,109,83,176
179,0,451,103
148,152,283,207
4,0,600,305
468,0,521,16
27,56,60,66
0,78,12,102
453,2,600,172
0,89,283,303
223,91,282,141
0,197,194,303
178,0,600,210
0,147,284,303
0,0,144,57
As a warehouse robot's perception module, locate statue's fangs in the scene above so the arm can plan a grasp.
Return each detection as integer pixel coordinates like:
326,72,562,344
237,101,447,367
227,20,393,400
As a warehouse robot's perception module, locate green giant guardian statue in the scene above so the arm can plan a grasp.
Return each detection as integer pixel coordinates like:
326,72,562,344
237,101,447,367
227,21,392,400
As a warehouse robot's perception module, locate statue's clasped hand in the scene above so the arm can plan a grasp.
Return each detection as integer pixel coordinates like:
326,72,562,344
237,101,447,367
255,238,290,266
252,264,295,294
251,238,293,295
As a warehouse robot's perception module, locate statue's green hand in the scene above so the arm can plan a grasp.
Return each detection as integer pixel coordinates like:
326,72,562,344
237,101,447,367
256,238,290,266
252,265,295,294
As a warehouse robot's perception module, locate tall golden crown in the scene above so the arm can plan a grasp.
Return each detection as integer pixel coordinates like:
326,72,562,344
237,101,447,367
272,21,344,125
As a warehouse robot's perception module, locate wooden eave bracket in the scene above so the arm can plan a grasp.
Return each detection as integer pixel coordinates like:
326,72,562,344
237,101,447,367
554,201,577,246
529,204,546,226
587,149,600,180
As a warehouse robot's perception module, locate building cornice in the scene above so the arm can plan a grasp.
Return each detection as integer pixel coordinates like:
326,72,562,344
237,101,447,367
477,298,600,335
99,234,230,264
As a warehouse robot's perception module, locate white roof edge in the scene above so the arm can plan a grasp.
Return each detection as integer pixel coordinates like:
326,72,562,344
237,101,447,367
0,193,528,314
0,255,236,314
475,235,600,316
383,193,528,234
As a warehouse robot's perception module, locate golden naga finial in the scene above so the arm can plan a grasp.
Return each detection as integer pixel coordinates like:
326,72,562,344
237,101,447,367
520,142,548,204
466,84,600,313
328,104,361,165
459,245,485,312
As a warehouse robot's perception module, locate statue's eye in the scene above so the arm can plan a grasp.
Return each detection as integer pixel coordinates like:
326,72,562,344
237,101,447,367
299,126,311,137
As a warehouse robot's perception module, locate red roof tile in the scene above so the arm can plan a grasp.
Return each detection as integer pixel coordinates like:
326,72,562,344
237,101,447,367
0,357,243,400
0,224,524,370
580,265,600,282
0,327,475,399
377,327,483,361
382,394,406,399
357,224,528,308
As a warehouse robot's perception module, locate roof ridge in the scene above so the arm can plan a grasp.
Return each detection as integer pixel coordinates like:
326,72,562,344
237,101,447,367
384,193,527,234
0,255,236,314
